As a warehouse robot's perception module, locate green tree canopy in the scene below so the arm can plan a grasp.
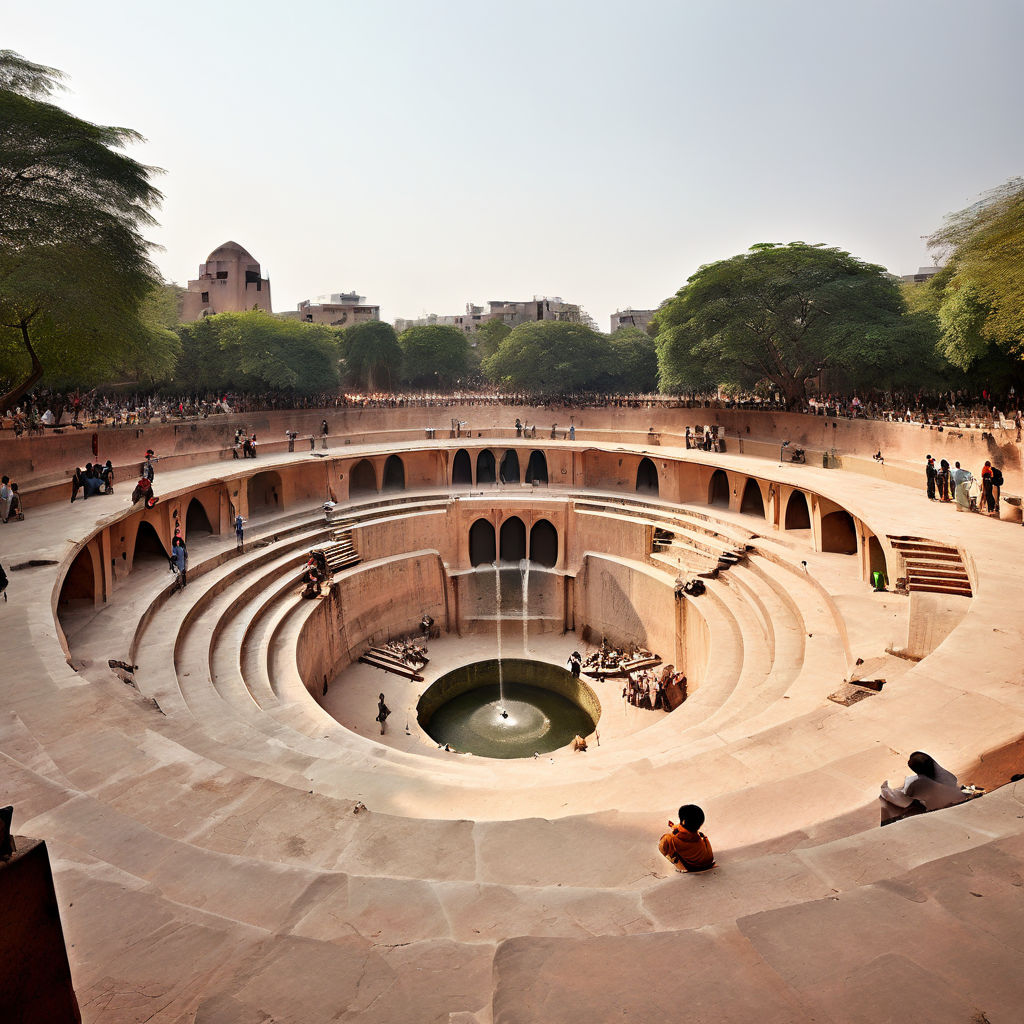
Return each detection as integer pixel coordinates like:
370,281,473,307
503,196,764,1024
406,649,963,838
600,327,659,393
175,312,341,393
926,178,1024,372
341,319,402,390
0,50,164,405
398,324,470,388
482,320,613,394
652,242,929,405
474,318,512,360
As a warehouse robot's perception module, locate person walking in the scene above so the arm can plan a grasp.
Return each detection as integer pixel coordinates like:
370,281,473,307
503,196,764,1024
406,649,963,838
171,534,188,590
234,514,246,551
376,693,391,735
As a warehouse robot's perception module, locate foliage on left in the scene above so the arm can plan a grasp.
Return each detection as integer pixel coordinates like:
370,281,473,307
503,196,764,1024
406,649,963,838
0,50,170,406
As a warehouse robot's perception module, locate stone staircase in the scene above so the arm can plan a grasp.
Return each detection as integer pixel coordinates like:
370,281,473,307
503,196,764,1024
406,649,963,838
888,534,973,596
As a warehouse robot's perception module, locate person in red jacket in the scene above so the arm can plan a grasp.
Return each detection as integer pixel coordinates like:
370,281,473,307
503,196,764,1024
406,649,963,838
659,804,715,872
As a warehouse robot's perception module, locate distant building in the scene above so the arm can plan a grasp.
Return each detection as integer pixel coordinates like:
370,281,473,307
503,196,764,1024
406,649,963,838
610,308,656,333
296,292,380,327
900,266,941,285
395,296,583,335
182,241,272,321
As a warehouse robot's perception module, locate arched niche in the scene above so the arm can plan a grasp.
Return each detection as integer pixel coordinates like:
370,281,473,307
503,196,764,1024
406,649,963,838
868,534,887,581
740,478,765,517
452,448,472,486
469,518,496,566
499,449,521,484
636,457,659,495
821,509,858,554
133,520,167,566
476,450,496,485
350,459,377,496
382,454,405,491
499,516,526,562
525,450,548,485
785,490,811,530
708,469,730,507
186,496,214,535
247,470,282,512
529,519,558,568
59,545,96,608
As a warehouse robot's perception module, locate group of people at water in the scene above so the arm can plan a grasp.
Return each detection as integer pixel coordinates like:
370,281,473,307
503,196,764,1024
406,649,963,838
925,454,1004,515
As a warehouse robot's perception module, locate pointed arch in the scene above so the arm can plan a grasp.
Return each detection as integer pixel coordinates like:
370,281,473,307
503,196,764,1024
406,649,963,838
186,497,214,535
350,459,377,496
469,518,496,566
60,545,97,608
708,469,729,507
382,454,405,491
452,448,472,486
476,450,496,485
529,519,558,568
499,449,521,484
247,470,282,512
525,450,548,485
740,478,765,517
133,520,168,567
821,510,857,554
636,457,659,495
785,490,811,530
499,516,526,562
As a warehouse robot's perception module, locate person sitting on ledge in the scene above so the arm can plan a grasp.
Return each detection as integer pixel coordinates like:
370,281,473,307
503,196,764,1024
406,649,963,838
879,751,969,826
659,804,715,872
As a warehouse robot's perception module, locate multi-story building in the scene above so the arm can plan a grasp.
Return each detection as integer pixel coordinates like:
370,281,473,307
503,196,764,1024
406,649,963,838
295,293,380,327
395,297,583,335
181,241,272,321
610,308,656,333
900,267,941,285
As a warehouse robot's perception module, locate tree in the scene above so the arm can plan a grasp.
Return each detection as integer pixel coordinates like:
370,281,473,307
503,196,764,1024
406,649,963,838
926,178,1024,372
482,320,613,394
175,312,341,393
475,318,511,360
652,242,927,405
398,324,470,388
0,50,163,406
601,327,659,393
341,320,402,390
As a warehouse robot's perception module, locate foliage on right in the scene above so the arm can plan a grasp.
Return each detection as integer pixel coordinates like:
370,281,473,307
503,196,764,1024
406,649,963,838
652,242,936,405
925,178,1024,375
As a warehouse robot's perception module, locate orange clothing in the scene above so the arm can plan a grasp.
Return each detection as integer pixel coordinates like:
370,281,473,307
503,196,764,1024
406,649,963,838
658,825,715,872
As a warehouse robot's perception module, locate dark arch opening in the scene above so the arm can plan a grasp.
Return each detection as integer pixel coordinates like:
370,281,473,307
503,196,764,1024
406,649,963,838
133,520,167,567
186,497,214,536
382,454,405,491
499,449,521,484
525,450,548,485
350,459,377,496
476,450,496,485
499,516,527,562
868,535,887,582
469,518,496,566
708,469,730,507
740,478,765,517
247,470,282,512
785,490,811,529
59,546,95,609
636,457,659,495
452,448,472,486
821,509,858,555
529,519,558,568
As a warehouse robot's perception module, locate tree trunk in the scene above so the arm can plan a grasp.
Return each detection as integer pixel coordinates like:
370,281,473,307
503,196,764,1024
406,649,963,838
0,320,44,411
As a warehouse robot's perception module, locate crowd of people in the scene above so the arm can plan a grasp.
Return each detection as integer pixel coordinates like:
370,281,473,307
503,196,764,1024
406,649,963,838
924,455,1006,515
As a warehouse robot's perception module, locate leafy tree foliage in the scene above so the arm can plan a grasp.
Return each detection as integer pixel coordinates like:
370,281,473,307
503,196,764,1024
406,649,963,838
652,242,929,405
474,318,512,360
601,327,659,393
341,320,402,390
0,50,164,405
926,178,1024,372
176,312,341,393
482,320,613,394
398,324,469,388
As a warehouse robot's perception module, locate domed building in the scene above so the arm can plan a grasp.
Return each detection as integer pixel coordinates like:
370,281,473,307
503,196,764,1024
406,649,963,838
182,240,272,320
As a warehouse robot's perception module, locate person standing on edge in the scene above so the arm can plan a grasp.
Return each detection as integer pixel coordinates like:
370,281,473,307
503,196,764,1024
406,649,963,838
321,419,329,449
171,534,188,589
376,693,390,735
141,449,155,482
234,514,245,551
925,455,936,500
0,476,11,522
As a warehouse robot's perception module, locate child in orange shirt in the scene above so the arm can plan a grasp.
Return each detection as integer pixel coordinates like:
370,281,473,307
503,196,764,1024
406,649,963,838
659,804,715,872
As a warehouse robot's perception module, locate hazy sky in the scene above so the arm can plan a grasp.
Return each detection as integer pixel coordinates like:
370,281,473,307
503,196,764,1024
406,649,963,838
5,0,1023,329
